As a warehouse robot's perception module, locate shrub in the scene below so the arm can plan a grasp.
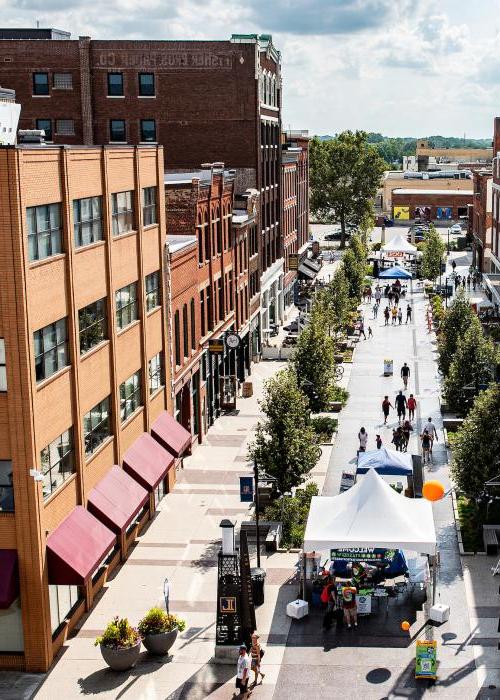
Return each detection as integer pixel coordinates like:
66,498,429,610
331,386,349,404
310,416,338,443
138,608,186,636
262,483,319,548
95,617,141,649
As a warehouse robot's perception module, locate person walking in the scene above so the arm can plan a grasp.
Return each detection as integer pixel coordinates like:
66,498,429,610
388,290,394,306
392,426,404,452
394,292,400,308
341,584,358,629
421,429,432,465
384,306,390,326
367,287,372,302
391,306,397,325
401,362,410,389
397,307,403,325
406,304,412,323
236,645,251,697
382,396,393,424
359,319,366,340
451,259,457,272
376,434,382,449
358,427,368,453
373,302,379,319
368,326,373,338
467,274,471,289
402,420,413,452
375,289,382,305
395,390,407,423
407,394,417,421
425,417,439,454
250,633,265,686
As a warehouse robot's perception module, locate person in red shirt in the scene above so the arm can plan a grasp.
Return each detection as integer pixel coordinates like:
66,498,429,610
382,396,393,424
407,394,417,422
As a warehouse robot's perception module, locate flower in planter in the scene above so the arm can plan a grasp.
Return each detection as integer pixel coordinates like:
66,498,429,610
94,616,141,649
138,608,186,637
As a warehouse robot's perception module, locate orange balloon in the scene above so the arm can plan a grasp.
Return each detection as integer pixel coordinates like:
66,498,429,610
401,621,411,632
422,480,445,502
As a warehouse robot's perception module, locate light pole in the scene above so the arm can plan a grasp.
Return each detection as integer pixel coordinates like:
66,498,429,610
447,225,451,256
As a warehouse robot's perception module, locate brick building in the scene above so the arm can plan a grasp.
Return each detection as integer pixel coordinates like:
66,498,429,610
165,166,258,440
391,188,473,223
471,169,493,273
483,118,500,309
0,143,193,672
0,30,285,336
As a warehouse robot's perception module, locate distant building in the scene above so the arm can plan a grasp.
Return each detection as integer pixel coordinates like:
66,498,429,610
391,188,473,224
381,170,473,218
483,118,500,311
0,87,20,145
471,169,493,273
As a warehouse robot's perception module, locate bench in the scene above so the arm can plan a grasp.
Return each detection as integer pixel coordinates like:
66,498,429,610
483,525,499,555
240,520,282,552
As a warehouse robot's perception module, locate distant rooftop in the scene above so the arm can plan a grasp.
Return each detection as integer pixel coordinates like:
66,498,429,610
393,188,473,196
0,87,15,101
167,234,197,253
0,28,70,40
165,168,235,186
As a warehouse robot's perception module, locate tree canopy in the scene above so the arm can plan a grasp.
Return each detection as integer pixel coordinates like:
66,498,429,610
421,225,446,281
310,131,386,247
437,291,475,377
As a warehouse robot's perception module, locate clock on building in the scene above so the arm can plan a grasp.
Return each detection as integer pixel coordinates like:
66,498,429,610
225,333,241,349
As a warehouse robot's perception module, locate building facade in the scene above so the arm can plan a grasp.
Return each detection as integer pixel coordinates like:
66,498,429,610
484,118,500,309
471,169,493,273
391,188,473,223
0,87,20,145
0,144,194,672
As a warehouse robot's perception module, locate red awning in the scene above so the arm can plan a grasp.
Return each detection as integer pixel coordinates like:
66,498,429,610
0,550,19,609
151,411,191,458
46,506,116,586
87,466,148,535
123,432,175,492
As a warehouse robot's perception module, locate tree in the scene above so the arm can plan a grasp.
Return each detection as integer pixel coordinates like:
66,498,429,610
316,267,351,334
451,384,500,499
342,249,364,301
309,131,386,248
421,225,445,281
437,290,475,376
291,308,337,412
248,369,320,494
262,483,319,548
444,317,498,415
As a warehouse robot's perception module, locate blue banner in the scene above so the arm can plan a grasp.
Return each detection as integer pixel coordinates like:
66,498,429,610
240,476,254,502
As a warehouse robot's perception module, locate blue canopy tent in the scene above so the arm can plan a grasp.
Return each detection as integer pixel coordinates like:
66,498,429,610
378,266,412,280
357,448,413,476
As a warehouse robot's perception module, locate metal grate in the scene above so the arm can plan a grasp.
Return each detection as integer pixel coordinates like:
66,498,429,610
56,119,74,135
53,73,72,89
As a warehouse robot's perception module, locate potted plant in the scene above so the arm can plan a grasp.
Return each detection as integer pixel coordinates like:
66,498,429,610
138,608,186,656
94,616,142,671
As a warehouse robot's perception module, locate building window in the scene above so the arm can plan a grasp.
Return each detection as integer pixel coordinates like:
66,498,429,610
190,298,196,350
218,278,224,321
53,73,73,90
34,318,68,383
33,72,49,96
174,310,181,366
41,428,74,499
55,119,74,135
142,186,157,226
0,461,14,512
79,298,107,354
200,289,206,337
0,339,6,391
139,73,155,96
73,196,102,248
183,304,189,358
27,203,62,262
84,397,111,456
110,119,126,143
111,191,134,235
120,371,142,422
49,585,80,634
115,282,138,330
107,72,123,96
140,119,156,143
36,118,52,141
148,353,162,394
145,271,160,311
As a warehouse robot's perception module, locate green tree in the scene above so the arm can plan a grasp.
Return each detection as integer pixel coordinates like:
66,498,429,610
421,225,445,281
444,316,498,415
342,249,364,301
291,309,337,412
262,482,319,548
315,267,351,334
437,290,475,377
248,369,319,494
451,385,500,499
310,131,386,248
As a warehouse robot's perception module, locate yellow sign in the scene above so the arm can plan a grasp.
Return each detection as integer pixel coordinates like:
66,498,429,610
289,253,299,270
393,206,410,221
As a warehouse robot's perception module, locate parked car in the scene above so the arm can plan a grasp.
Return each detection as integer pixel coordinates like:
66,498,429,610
449,223,462,234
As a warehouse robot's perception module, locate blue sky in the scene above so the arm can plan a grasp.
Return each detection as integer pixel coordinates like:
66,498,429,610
2,0,499,138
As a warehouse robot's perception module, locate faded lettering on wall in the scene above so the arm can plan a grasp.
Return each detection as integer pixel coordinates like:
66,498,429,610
98,52,233,69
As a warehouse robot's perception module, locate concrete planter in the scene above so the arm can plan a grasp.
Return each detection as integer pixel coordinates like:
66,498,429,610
143,629,178,656
100,640,141,671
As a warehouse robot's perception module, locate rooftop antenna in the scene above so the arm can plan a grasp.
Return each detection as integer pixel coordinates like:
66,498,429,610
36,20,40,28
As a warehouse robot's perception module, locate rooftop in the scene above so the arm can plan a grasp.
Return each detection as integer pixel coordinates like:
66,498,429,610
0,27,70,40
392,188,473,196
167,234,197,253
164,168,235,186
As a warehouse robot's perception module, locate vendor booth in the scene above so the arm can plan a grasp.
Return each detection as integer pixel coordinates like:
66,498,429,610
378,266,413,280
356,448,412,476
381,235,417,256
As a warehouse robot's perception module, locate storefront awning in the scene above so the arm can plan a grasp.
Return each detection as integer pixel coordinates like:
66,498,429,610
303,257,322,273
123,432,175,491
46,506,116,586
151,411,191,458
87,466,148,535
298,263,316,280
0,550,19,608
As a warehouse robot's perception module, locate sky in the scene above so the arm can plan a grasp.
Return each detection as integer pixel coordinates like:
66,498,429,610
2,0,500,138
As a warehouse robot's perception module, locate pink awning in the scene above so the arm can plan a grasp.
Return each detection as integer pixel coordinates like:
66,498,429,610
87,466,148,535
123,432,175,492
46,506,116,585
0,550,19,609
151,411,191,458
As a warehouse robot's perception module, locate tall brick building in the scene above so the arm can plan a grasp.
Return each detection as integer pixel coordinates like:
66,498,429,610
0,30,284,330
471,169,492,273
0,143,194,671
483,118,500,310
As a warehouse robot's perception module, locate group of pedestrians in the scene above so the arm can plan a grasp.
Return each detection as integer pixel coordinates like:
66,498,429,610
235,633,265,697
382,303,412,326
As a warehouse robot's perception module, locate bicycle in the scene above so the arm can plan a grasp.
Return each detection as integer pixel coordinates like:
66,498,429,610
334,365,344,381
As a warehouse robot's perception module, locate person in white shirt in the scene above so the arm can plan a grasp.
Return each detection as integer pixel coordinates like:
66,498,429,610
236,644,251,697
426,418,438,453
358,427,368,453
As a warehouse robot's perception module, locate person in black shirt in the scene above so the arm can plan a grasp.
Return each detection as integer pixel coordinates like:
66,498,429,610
401,362,410,389
395,390,407,423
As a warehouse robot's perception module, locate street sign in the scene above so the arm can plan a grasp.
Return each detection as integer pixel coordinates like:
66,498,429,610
289,253,299,270
240,476,254,502
415,640,437,679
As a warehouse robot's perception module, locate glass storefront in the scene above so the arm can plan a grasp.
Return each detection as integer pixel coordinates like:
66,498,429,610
49,584,80,635
0,598,24,652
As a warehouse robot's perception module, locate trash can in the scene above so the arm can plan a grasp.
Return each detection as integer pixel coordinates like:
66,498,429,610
250,567,266,606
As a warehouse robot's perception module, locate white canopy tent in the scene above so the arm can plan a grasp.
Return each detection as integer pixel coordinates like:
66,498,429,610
381,234,417,255
304,468,436,555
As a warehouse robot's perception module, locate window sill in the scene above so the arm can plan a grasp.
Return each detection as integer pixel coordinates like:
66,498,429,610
32,94,51,98
116,319,141,337
149,385,165,400
146,306,161,318
107,95,125,99
138,95,156,99
112,229,137,240
143,223,158,231
139,142,158,145
121,405,144,429
43,472,77,507
109,141,128,145
80,339,110,362
36,364,71,391
29,252,66,269
74,239,105,254
85,435,114,464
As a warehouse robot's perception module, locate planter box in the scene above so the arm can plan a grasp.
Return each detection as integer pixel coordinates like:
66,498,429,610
328,401,343,413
